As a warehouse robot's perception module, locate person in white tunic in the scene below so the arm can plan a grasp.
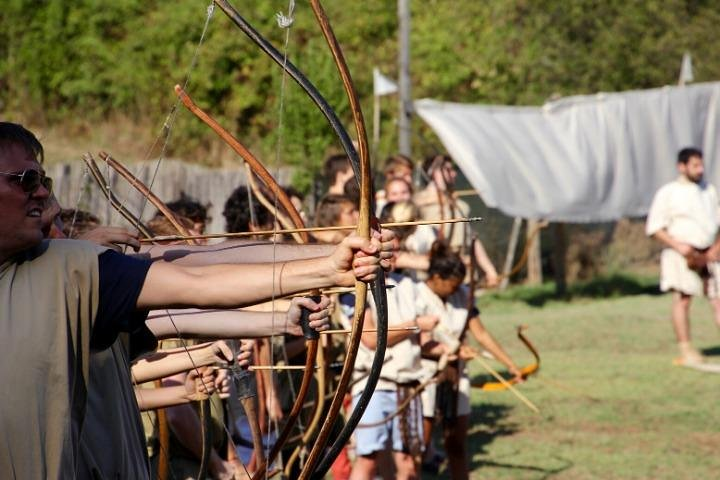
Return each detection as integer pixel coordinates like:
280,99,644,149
416,241,523,480
646,147,720,365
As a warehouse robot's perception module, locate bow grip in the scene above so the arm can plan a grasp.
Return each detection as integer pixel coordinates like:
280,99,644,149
233,369,256,400
300,295,322,341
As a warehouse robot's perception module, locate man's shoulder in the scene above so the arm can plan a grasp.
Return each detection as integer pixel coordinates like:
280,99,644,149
16,239,104,265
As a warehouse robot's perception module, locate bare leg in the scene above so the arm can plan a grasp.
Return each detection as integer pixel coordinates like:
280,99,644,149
393,451,418,480
349,453,376,480
710,298,720,330
443,415,469,480
671,291,692,343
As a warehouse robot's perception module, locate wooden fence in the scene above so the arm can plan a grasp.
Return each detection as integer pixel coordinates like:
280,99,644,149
48,159,293,236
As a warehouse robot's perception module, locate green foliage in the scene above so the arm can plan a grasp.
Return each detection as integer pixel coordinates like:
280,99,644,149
2,1,720,190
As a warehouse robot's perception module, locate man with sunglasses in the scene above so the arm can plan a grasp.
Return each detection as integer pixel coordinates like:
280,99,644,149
0,122,395,478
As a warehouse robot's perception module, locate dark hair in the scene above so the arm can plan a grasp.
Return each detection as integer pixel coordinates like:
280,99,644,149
324,154,351,184
223,185,273,232
422,154,451,177
0,122,44,164
678,147,702,164
428,240,465,280
314,194,353,228
342,177,360,208
165,192,210,225
59,208,100,238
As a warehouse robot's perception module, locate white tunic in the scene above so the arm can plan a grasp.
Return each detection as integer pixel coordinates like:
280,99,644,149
646,177,720,296
646,177,719,248
351,272,425,395
415,282,472,417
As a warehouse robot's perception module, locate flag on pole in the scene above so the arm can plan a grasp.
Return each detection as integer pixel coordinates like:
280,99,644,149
373,67,399,96
679,52,694,86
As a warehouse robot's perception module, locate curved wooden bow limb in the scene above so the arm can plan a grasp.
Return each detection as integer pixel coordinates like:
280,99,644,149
473,355,540,414
479,325,540,391
174,85,308,244
214,3,385,476
98,151,196,247
97,154,217,478
243,163,304,243
302,2,389,478
139,216,482,244
213,0,363,184
81,153,154,238
484,220,549,287
284,342,326,477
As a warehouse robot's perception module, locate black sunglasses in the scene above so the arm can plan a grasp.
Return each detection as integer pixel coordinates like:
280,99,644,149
0,169,53,195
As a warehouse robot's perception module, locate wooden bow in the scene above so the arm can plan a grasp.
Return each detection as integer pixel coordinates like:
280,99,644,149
301,2,391,478
90,152,215,479
174,84,323,478
473,325,540,391
212,2,388,478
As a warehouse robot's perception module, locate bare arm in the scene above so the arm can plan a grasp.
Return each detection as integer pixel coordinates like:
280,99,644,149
653,229,693,256
467,316,521,379
360,308,435,349
131,341,234,383
138,240,334,265
473,239,498,284
395,251,429,271
145,296,331,340
136,234,386,310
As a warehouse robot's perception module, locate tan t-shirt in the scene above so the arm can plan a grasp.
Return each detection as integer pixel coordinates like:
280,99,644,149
0,240,102,479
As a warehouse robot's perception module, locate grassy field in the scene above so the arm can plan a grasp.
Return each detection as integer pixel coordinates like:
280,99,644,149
428,276,720,479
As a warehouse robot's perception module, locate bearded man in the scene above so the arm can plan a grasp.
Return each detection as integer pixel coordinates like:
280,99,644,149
646,147,720,365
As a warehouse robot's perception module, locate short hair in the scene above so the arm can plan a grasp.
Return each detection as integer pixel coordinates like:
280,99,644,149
342,177,360,208
422,154,451,176
59,208,100,238
383,154,414,176
147,215,195,237
0,122,44,164
678,147,702,164
165,192,210,225
223,185,273,232
428,240,466,280
314,194,353,228
324,154,351,183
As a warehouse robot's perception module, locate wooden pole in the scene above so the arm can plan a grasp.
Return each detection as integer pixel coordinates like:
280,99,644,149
500,217,523,290
553,222,567,296
526,219,543,285
397,0,412,155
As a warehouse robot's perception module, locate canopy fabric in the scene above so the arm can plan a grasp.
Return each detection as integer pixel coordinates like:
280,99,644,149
415,82,720,222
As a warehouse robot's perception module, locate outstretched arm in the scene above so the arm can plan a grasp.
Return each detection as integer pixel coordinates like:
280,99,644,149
145,296,331,340
136,232,392,310
139,239,334,265
466,316,522,382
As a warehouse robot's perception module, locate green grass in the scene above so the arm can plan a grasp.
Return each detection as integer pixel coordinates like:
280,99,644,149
426,281,720,479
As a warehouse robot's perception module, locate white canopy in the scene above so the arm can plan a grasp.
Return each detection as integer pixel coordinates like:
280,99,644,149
415,82,720,222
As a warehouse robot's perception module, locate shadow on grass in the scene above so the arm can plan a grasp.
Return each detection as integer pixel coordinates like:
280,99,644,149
459,401,572,478
485,273,661,307
701,345,720,357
